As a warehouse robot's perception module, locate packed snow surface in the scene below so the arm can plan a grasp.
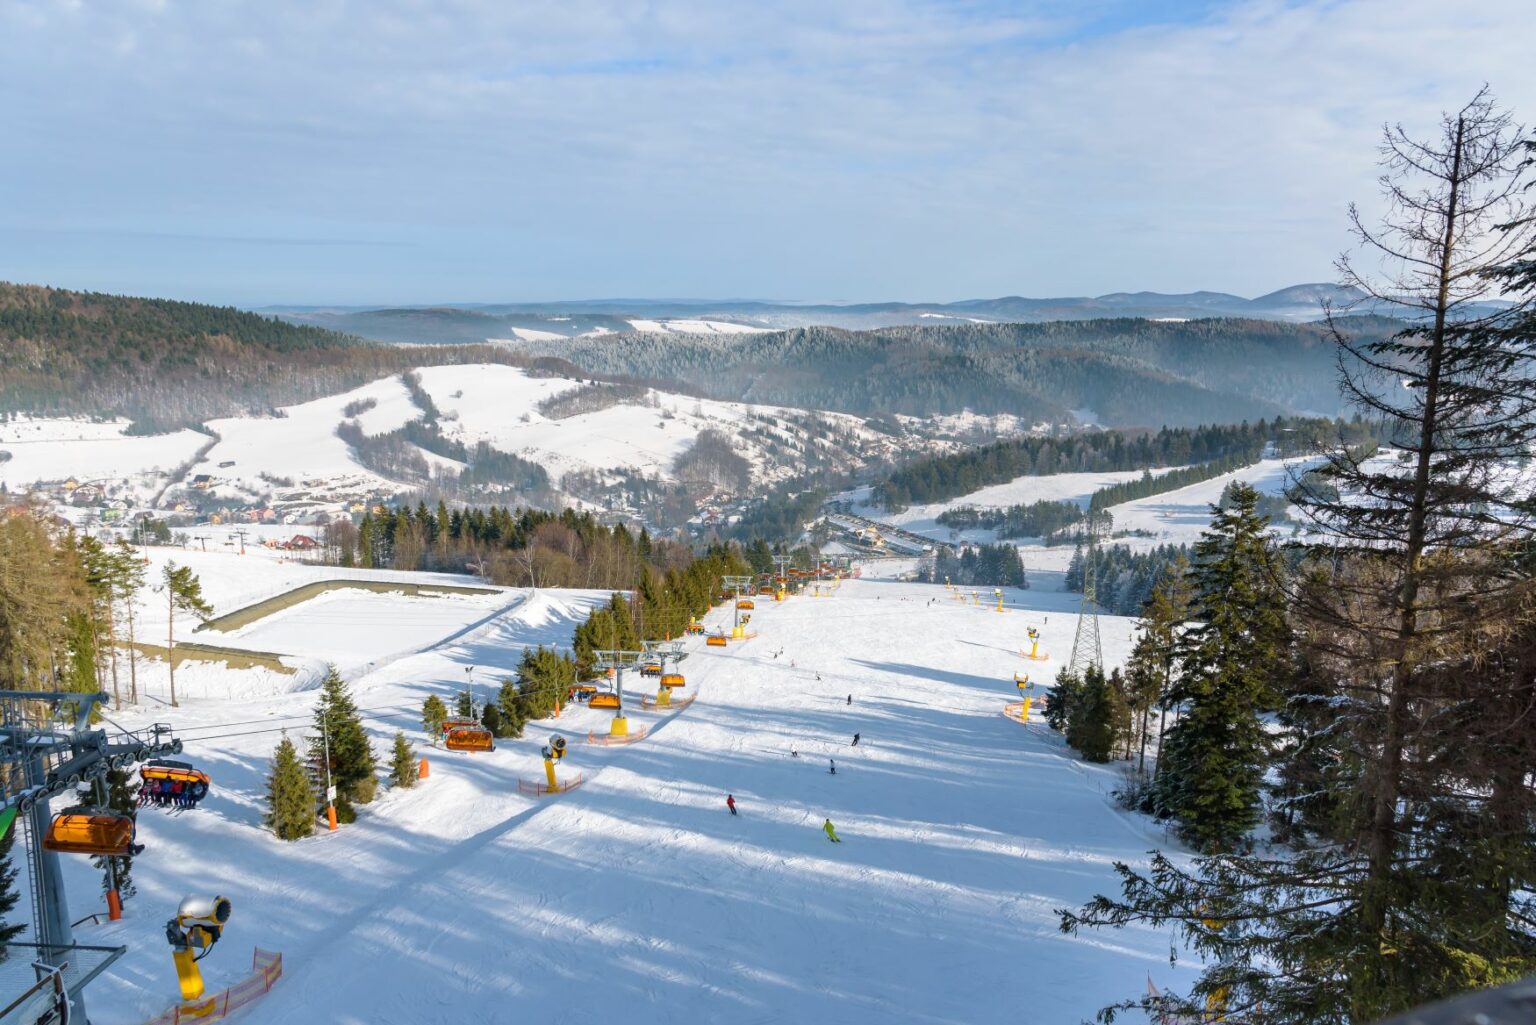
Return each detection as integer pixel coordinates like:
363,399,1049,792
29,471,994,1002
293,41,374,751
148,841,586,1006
57,569,1196,1024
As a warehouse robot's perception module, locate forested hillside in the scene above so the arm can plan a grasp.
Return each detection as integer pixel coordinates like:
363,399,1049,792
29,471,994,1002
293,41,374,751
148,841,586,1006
0,283,575,427
510,317,1392,427
874,418,1367,509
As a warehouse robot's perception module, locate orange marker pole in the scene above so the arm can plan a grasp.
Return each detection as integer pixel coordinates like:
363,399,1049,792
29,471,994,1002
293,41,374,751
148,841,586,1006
107,890,122,921
326,805,339,832
418,758,430,780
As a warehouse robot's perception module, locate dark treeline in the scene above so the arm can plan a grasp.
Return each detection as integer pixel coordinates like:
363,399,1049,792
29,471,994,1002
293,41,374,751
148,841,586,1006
536,382,649,420
0,282,586,426
936,499,1083,539
1065,542,1190,616
455,547,752,742
918,543,1027,588
879,421,1264,510
878,416,1376,511
1087,451,1256,511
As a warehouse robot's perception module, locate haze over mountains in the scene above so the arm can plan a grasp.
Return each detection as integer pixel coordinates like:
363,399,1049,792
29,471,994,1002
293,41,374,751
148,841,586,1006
262,282,1380,344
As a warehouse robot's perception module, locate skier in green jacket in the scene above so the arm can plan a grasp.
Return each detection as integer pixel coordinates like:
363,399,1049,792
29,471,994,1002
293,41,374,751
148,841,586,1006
823,818,841,843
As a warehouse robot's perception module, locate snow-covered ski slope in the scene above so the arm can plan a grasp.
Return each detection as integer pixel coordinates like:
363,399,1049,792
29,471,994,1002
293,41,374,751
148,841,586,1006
70,571,1195,1024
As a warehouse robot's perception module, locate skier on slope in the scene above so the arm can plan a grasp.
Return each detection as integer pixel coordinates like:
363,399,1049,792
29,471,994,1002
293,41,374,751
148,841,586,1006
727,794,737,816
846,694,852,705
823,818,841,843
851,733,860,747
829,758,836,775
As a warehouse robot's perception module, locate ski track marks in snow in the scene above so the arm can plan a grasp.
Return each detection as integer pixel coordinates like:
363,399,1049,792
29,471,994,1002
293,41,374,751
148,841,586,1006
72,577,1195,1025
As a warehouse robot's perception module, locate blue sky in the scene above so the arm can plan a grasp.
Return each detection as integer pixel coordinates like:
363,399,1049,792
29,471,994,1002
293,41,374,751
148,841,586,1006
1,0,1531,307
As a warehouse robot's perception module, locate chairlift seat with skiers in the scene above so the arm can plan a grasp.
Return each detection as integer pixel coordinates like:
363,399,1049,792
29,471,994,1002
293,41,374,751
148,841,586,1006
139,759,211,808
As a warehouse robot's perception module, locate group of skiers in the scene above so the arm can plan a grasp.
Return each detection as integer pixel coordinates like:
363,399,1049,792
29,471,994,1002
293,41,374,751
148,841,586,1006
138,776,207,809
729,723,863,842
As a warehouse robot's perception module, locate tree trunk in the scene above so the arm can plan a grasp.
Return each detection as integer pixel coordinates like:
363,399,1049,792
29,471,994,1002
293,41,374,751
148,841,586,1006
167,590,178,708
1359,113,1464,950
126,592,139,704
106,596,121,709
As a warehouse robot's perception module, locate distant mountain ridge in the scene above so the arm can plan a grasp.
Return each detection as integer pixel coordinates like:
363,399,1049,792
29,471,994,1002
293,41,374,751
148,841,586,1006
261,283,1377,343
503,317,1389,429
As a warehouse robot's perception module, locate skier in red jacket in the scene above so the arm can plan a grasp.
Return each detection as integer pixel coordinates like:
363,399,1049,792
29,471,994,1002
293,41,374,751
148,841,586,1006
726,794,737,815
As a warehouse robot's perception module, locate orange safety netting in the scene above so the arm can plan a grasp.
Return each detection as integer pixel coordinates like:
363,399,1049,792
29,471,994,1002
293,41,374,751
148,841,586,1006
145,948,282,1025
516,773,584,796
640,694,696,710
585,727,649,745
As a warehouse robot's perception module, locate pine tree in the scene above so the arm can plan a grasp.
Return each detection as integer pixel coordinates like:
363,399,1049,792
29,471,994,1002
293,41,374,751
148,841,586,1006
1151,483,1288,850
421,694,447,737
92,768,138,901
0,819,25,956
496,678,526,738
162,561,213,707
1065,93,1536,1024
480,701,502,737
388,731,418,789
265,735,316,841
454,688,474,718
309,667,376,823
1066,664,1128,763
1043,670,1082,733
1123,556,1193,781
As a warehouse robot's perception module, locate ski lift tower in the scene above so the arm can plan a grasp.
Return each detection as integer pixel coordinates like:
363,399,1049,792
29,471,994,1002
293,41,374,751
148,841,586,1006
772,555,794,601
641,640,688,707
1066,511,1107,676
722,575,754,640
0,690,183,1024
592,650,645,738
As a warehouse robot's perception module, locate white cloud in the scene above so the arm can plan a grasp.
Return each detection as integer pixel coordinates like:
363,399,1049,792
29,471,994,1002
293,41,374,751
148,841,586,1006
0,0,1532,304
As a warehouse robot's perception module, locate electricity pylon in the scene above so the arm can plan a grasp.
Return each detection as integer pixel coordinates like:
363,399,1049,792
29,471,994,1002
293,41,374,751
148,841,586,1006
1066,513,1106,676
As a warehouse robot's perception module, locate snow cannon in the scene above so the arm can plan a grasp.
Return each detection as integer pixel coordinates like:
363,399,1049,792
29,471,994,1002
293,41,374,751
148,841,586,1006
166,895,232,1002
1022,627,1048,662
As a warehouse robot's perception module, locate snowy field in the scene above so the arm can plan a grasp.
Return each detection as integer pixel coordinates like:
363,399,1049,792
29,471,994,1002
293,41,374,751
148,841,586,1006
0,415,208,499
42,568,1197,1025
410,363,884,488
